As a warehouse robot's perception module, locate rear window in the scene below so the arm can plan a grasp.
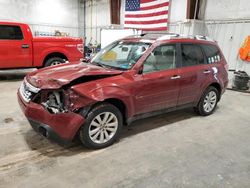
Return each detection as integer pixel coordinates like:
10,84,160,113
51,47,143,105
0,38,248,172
200,44,222,64
0,25,23,40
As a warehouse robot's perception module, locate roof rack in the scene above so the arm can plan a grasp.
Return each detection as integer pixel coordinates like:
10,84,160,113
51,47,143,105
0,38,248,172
194,35,214,42
156,33,214,42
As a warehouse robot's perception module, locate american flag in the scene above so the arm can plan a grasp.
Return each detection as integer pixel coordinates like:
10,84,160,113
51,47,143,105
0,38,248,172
124,0,170,31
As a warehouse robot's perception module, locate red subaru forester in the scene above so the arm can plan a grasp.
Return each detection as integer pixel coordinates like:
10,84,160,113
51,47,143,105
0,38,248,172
18,33,228,149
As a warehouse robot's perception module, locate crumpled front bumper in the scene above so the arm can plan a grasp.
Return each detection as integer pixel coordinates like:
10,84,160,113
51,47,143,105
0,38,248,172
18,91,85,142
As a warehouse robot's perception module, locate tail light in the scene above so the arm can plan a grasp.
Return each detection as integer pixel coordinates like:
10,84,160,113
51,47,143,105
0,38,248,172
77,44,84,54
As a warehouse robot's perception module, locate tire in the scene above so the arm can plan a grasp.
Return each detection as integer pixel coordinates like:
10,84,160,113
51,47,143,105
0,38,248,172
196,86,219,116
44,57,65,67
79,103,123,149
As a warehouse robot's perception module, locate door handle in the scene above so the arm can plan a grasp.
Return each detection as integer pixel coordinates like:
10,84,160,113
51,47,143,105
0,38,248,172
21,44,29,49
203,70,211,74
171,75,181,80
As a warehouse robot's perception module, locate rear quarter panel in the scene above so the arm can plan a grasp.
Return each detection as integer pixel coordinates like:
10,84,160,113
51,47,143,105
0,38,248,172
194,45,229,103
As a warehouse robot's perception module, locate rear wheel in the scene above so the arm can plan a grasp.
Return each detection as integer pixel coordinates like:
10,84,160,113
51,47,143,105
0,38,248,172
79,103,123,149
196,86,219,116
44,57,65,67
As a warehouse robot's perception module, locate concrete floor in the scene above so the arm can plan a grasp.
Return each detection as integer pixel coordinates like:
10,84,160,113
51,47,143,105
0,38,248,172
0,70,250,188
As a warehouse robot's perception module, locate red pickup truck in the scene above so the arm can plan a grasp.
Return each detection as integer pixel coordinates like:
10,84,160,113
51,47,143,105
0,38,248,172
0,22,84,69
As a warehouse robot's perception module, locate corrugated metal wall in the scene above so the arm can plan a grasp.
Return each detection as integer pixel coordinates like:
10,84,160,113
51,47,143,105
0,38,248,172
205,20,250,72
0,0,80,37
81,0,250,79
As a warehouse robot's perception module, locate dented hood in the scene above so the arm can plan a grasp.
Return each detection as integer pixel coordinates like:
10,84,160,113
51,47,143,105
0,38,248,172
26,62,122,89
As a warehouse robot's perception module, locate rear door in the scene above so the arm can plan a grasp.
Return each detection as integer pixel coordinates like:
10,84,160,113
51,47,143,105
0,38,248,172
177,43,212,106
134,44,181,114
0,25,32,68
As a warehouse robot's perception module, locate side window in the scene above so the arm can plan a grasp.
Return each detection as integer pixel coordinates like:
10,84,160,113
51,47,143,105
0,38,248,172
143,44,177,73
181,44,205,67
200,44,222,64
0,25,23,40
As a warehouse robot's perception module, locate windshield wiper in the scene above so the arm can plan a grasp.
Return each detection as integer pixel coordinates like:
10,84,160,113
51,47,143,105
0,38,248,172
92,62,126,70
92,62,109,68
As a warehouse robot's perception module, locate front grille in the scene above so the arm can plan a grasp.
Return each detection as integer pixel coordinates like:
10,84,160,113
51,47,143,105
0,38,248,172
19,78,40,103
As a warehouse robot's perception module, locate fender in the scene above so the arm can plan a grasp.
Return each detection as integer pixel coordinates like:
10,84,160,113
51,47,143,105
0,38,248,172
72,83,135,118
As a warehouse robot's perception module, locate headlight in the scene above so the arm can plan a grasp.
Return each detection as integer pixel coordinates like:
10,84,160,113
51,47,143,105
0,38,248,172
19,78,40,102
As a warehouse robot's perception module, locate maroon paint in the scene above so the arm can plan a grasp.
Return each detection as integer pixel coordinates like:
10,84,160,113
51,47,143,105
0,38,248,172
18,93,84,140
17,36,228,141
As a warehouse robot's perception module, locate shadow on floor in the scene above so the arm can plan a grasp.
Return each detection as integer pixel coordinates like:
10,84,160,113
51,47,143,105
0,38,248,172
23,128,91,157
0,69,35,81
121,108,196,139
23,108,196,157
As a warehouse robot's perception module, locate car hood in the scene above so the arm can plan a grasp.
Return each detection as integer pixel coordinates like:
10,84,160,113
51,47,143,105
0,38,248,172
26,62,123,89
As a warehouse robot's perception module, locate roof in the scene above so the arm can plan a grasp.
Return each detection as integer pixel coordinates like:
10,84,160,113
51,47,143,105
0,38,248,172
124,33,215,43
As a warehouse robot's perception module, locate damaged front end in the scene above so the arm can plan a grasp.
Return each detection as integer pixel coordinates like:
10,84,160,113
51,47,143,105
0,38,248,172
18,79,90,141
18,62,123,142
40,91,67,114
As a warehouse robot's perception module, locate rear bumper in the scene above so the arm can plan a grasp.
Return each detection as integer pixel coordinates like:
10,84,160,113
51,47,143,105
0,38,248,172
18,91,85,141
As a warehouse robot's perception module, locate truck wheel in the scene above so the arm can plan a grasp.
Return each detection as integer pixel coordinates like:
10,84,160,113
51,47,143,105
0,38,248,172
79,103,123,149
44,57,65,67
196,86,219,116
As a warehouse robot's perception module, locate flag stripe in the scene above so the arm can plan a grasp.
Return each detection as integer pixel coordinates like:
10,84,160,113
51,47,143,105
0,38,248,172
125,14,168,21
141,0,169,8
125,19,168,25
125,23,167,29
126,6,168,15
140,0,159,3
137,27,168,31
125,26,168,31
140,1,169,10
125,10,168,18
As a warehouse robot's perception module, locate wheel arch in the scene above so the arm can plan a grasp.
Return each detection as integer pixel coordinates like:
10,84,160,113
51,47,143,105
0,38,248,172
195,82,222,106
43,52,68,67
73,98,128,141
209,82,222,100
103,98,127,124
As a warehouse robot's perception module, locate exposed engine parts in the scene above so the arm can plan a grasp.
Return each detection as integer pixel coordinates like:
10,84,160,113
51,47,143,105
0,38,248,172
42,91,67,114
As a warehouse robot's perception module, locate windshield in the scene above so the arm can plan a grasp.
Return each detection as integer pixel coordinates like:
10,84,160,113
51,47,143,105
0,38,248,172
91,41,150,70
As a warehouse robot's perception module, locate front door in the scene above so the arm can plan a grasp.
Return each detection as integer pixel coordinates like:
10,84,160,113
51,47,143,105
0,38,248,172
134,44,181,114
0,25,32,69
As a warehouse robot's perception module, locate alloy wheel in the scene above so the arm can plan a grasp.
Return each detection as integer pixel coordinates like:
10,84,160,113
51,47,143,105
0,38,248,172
203,91,217,113
88,112,118,144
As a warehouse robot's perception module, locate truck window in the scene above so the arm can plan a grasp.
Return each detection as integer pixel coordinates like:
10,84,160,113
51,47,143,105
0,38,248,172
0,25,23,40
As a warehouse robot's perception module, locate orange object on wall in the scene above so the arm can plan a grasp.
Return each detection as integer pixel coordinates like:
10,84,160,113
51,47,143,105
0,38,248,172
239,36,250,62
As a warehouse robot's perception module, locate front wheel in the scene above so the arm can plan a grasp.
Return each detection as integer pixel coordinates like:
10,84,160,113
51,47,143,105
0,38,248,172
79,103,123,149
196,86,219,116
